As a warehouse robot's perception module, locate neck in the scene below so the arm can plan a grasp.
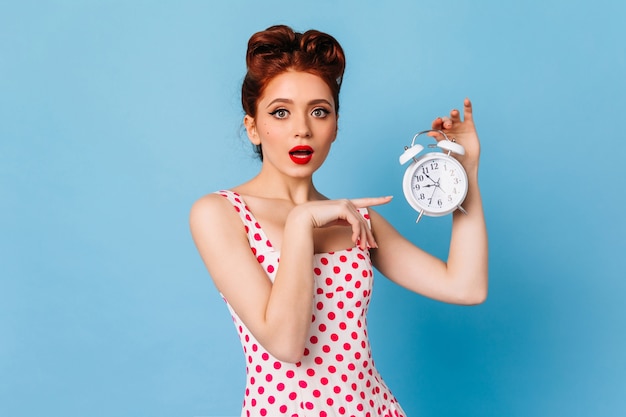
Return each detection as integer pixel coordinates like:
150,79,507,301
237,169,324,205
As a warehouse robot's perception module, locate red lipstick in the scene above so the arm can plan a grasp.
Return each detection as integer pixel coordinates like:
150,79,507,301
289,145,314,164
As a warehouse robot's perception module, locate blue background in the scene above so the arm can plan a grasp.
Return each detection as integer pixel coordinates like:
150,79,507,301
2,1,625,416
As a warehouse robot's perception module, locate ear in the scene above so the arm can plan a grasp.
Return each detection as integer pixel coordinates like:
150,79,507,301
243,115,261,145
332,114,339,143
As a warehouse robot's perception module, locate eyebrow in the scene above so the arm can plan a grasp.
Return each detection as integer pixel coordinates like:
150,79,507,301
265,98,334,108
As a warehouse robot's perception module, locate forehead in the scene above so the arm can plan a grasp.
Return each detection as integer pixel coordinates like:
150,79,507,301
259,71,334,104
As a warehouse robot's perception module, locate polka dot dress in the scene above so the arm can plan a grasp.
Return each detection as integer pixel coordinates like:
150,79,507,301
218,190,406,417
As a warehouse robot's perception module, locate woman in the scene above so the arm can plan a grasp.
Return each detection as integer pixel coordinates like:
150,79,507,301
190,24,488,417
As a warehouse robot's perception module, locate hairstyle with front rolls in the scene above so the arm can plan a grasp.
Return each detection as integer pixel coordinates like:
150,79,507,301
241,25,346,159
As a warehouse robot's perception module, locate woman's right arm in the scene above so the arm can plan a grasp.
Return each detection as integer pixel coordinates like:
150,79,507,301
190,193,312,362
189,194,390,363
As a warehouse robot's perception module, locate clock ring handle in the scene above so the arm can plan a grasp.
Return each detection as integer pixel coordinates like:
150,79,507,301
409,129,449,147
410,129,465,156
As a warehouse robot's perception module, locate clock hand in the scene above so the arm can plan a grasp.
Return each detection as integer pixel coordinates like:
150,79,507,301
424,172,437,184
428,183,438,204
424,172,448,193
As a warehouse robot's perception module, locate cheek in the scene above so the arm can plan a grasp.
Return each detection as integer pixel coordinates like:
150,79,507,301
260,121,273,136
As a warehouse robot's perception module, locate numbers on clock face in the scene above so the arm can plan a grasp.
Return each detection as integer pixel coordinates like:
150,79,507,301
410,157,465,211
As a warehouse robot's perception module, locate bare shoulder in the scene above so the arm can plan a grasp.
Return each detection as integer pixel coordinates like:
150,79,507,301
190,192,232,223
189,192,246,247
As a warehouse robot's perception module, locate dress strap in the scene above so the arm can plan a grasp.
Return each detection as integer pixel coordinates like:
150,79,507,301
215,190,275,253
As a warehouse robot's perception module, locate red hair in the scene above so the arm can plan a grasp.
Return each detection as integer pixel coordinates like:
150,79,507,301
241,25,346,119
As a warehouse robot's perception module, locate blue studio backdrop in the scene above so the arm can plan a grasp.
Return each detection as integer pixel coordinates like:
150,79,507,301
1,1,625,416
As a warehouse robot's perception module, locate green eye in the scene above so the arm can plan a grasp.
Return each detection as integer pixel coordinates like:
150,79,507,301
270,109,289,119
312,108,330,118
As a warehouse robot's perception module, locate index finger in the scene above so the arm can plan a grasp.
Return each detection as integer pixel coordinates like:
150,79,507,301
350,196,394,208
463,97,473,122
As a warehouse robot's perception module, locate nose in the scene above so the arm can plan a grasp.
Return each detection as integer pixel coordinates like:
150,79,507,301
294,113,312,138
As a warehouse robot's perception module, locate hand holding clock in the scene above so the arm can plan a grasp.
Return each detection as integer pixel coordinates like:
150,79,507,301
429,98,480,175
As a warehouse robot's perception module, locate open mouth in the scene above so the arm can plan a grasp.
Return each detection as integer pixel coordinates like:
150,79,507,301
289,145,314,164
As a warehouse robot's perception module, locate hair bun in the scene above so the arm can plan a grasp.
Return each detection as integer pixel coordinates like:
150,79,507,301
301,31,341,63
300,30,344,83
246,25,299,68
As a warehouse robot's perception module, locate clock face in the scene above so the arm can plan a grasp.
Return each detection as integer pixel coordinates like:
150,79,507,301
403,153,468,216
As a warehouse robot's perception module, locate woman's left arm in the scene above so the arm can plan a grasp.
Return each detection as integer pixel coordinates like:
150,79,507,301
370,98,488,305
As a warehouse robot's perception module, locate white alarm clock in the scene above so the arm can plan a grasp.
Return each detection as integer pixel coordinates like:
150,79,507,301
399,130,468,223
